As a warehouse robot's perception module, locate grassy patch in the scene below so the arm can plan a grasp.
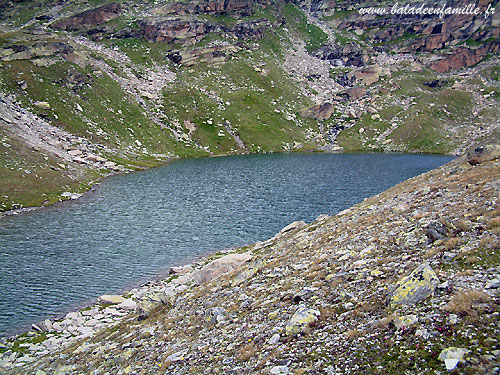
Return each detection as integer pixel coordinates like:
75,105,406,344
283,4,328,52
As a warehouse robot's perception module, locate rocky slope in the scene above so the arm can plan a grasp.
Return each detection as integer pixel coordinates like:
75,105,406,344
1,144,499,374
0,0,499,212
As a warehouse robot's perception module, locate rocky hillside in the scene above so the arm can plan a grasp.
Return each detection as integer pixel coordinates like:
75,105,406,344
0,0,499,212
1,144,499,374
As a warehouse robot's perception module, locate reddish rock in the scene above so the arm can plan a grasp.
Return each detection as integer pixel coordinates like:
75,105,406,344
153,0,272,16
343,87,367,101
52,3,121,30
299,102,335,120
142,19,215,45
430,41,500,72
467,144,500,165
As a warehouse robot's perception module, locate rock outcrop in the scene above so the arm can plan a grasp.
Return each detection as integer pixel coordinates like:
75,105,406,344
430,41,500,72
152,0,273,16
52,3,122,30
141,18,217,45
193,253,253,284
311,43,369,67
299,102,335,120
467,144,500,165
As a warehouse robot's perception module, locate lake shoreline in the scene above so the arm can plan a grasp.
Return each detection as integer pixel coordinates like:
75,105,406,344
0,152,453,339
0,149,453,220
1,149,499,373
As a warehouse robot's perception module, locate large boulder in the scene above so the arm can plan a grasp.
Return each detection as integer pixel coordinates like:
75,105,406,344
467,144,500,165
438,347,470,371
136,291,171,319
425,221,448,243
52,3,121,30
278,221,307,236
141,19,217,45
98,295,125,305
299,103,335,120
205,307,227,324
193,253,253,284
285,305,320,335
387,264,439,307
341,87,367,101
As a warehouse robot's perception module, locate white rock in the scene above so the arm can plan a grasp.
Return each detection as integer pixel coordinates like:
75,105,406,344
117,299,137,310
167,349,188,362
268,333,280,345
270,365,289,374
84,319,99,327
193,253,253,284
66,312,79,320
67,149,83,157
446,314,458,325
486,278,500,289
439,347,470,370
77,327,95,337
98,295,125,305
279,221,306,235
82,309,98,317
445,358,459,371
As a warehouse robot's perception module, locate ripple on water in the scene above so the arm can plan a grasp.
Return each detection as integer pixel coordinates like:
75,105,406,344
0,153,452,336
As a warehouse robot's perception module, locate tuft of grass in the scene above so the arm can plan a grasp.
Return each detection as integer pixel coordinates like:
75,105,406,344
345,328,360,340
486,217,500,229
480,235,499,249
237,343,257,361
444,237,459,250
442,290,491,316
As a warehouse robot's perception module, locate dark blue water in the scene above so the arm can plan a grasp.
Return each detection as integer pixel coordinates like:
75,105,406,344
0,153,452,336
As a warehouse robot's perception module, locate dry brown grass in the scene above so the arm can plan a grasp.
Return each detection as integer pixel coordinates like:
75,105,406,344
319,306,337,318
373,314,396,330
345,328,360,340
424,247,442,259
488,208,500,217
307,270,326,280
455,219,469,232
480,236,499,248
445,237,460,250
455,269,475,277
487,217,500,229
443,290,491,316
466,255,480,263
237,343,257,361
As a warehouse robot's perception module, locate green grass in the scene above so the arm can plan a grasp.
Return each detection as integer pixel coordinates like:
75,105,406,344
374,32,421,46
322,10,356,21
161,31,321,153
107,38,175,66
0,131,102,212
283,4,328,52
337,68,475,155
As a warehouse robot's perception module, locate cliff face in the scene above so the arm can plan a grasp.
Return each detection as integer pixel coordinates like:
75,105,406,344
0,0,499,212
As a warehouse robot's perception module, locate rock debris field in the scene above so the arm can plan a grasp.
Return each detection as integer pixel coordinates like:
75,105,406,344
1,146,500,374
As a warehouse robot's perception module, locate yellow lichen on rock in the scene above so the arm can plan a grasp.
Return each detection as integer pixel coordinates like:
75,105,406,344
387,264,439,307
285,305,320,335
